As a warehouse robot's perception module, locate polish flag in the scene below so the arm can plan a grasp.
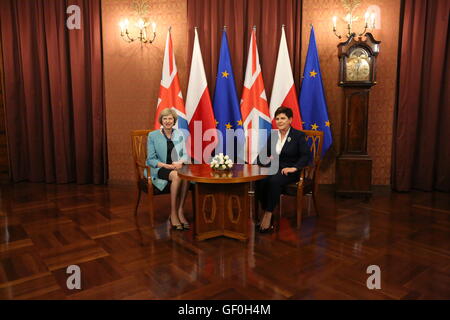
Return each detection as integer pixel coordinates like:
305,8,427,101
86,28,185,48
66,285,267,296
270,27,303,130
154,29,188,130
240,28,272,164
185,28,218,163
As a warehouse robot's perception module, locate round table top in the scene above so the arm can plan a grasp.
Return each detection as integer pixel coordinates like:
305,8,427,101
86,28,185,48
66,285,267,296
177,164,270,184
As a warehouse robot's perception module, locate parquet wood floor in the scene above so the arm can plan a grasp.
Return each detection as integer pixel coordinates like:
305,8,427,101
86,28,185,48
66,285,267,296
0,183,449,299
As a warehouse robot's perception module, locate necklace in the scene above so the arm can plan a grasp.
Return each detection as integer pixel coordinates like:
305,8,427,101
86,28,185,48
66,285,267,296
162,128,173,140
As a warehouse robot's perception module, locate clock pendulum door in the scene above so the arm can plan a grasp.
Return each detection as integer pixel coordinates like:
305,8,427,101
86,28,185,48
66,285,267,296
336,87,372,196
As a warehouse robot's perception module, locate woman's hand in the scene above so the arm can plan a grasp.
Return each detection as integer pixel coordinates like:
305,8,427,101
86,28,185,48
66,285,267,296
172,162,183,170
281,167,297,176
161,163,175,170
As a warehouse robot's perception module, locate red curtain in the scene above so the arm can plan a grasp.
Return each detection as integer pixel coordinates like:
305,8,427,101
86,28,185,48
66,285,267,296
187,0,302,98
0,0,107,184
393,0,450,192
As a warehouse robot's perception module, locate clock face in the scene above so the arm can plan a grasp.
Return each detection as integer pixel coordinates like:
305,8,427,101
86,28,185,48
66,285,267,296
345,48,371,82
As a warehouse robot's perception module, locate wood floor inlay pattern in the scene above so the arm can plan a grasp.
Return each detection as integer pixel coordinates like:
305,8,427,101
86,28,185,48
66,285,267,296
0,183,449,299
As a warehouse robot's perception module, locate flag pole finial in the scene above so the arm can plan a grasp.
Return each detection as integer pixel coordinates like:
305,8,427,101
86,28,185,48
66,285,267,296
252,25,257,30
282,24,286,29
310,24,313,29
194,26,198,30
223,25,227,31
169,26,172,32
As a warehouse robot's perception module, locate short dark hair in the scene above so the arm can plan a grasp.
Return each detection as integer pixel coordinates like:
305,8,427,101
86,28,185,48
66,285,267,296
274,106,293,118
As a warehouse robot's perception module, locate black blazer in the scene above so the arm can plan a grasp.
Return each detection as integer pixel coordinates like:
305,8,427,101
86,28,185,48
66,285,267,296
257,128,311,171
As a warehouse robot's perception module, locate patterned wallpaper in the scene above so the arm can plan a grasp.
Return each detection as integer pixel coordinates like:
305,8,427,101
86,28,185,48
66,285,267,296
301,0,401,185
103,0,400,185
102,0,188,184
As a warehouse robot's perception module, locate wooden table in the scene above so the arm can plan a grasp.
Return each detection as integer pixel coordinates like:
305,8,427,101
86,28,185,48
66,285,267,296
178,164,269,241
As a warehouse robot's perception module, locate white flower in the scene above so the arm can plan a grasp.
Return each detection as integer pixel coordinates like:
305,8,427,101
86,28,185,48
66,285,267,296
210,153,233,169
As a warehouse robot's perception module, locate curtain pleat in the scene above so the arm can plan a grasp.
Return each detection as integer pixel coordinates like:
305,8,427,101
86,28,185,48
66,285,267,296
0,0,107,184
393,0,450,192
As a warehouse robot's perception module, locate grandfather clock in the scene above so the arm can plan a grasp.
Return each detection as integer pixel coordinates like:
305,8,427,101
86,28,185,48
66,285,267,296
335,33,380,197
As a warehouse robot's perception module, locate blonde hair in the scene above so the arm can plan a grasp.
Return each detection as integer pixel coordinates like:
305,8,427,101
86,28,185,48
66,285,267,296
158,108,178,125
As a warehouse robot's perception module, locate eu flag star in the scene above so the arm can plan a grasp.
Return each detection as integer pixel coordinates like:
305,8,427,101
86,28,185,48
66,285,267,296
311,123,319,130
309,70,318,78
222,71,229,78
237,120,243,126
325,121,330,127
225,123,233,130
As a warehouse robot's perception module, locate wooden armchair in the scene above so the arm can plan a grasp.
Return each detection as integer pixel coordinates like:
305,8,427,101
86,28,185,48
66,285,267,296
282,130,323,229
131,129,169,227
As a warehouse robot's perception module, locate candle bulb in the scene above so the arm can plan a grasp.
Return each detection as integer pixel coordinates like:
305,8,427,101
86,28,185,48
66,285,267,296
370,13,376,29
345,13,352,26
137,19,145,30
332,16,337,29
364,12,369,25
152,22,157,33
119,20,125,33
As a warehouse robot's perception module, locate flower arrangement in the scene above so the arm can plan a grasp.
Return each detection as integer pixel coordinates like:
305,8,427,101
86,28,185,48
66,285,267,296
210,153,233,171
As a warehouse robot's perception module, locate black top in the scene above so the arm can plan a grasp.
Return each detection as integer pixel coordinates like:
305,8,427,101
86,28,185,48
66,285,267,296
162,129,178,164
257,128,311,171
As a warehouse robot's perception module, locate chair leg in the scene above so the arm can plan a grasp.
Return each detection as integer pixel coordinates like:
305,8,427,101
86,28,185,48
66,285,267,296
296,189,304,229
276,195,283,232
312,191,319,217
134,189,142,218
147,191,154,228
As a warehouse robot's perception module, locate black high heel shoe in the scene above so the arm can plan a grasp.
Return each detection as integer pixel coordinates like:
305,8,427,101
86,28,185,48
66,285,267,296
258,214,274,233
169,217,183,231
178,213,190,230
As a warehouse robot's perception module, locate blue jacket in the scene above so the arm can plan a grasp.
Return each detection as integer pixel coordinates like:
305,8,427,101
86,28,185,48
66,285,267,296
146,129,188,191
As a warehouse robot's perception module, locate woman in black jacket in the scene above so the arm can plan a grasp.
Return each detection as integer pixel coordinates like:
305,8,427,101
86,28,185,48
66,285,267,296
256,107,311,232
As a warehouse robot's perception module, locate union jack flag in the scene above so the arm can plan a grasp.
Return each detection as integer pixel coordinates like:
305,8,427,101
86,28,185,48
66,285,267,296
240,28,272,164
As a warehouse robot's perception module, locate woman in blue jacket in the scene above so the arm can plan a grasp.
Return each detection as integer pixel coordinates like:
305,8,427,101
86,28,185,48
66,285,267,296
147,108,190,230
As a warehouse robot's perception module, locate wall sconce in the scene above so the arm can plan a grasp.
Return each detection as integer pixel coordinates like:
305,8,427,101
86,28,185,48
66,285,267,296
119,18,157,43
332,0,376,39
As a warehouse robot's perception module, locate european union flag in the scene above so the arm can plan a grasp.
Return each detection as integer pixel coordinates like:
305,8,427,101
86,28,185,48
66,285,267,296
299,26,332,157
213,30,244,162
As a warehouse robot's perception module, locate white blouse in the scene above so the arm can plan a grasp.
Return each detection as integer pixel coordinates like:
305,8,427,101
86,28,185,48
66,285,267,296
275,128,291,155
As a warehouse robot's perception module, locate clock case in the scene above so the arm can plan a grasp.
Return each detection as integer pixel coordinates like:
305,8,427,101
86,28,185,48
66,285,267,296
335,33,381,198
338,33,380,86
